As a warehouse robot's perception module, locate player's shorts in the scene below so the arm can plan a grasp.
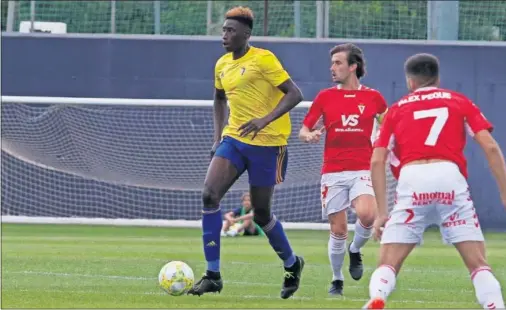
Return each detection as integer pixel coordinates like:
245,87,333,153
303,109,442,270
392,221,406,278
321,170,375,219
381,161,484,245
214,136,288,187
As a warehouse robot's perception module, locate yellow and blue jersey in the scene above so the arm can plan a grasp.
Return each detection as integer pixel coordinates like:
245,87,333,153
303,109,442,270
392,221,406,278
213,47,291,187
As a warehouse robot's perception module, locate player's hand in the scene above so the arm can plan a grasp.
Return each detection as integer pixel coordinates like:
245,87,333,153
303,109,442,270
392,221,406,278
302,128,325,143
373,214,389,242
210,141,220,159
238,117,269,140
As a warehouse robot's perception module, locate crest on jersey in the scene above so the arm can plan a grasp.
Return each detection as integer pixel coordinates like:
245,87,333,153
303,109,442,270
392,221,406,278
220,72,224,78
240,67,246,75
358,104,365,114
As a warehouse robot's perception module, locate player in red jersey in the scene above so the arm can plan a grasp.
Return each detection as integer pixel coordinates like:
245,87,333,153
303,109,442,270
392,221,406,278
299,43,388,295
364,53,506,309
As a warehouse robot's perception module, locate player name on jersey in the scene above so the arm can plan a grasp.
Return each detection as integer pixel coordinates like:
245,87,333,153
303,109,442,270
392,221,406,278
399,91,452,105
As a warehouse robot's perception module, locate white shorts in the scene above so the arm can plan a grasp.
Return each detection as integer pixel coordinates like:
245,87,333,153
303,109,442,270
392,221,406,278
381,162,484,245
321,170,375,219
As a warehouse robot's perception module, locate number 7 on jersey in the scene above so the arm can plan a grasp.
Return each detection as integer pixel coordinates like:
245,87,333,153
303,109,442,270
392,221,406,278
413,107,449,146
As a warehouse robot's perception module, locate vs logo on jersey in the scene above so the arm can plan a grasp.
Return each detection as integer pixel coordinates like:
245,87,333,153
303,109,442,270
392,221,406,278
341,114,359,127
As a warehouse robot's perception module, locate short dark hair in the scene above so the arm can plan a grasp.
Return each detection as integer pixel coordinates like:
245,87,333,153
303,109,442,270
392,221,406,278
404,53,439,86
330,43,366,79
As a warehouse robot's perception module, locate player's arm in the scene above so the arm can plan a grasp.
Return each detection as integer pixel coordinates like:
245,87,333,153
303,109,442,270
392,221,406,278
474,131,506,205
225,208,241,223
375,92,389,124
212,61,228,148
235,212,254,221
213,88,227,142
465,101,506,207
259,52,303,123
299,92,324,143
370,110,394,217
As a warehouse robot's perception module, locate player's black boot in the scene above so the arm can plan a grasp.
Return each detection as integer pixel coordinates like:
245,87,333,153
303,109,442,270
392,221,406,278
328,279,343,296
280,255,305,299
348,244,364,280
187,271,223,296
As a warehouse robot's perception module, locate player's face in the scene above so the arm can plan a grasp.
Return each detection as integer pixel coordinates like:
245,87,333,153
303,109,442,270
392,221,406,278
222,19,248,52
242,194,251,209
330,52,357,84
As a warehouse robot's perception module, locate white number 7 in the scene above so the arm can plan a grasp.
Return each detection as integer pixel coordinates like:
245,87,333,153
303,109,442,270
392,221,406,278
413,107,449,146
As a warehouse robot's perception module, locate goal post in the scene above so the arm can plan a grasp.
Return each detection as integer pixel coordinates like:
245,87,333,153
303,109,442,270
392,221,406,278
1,96,397,231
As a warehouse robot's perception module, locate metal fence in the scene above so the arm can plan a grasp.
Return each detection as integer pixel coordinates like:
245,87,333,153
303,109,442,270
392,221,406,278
2,0,505,41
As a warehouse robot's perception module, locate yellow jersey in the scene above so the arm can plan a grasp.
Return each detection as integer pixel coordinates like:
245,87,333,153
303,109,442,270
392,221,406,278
214,46,291,146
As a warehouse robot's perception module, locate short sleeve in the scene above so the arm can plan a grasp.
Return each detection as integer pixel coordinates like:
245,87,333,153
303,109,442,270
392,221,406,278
375,92,388,115
257,52,290,87
303,92,324,129
463,99,493,135
232,207,242,217
214,60,224,90
374,108,395,148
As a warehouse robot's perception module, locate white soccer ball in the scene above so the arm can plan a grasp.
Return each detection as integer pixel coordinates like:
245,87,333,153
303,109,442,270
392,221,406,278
158,261,195,296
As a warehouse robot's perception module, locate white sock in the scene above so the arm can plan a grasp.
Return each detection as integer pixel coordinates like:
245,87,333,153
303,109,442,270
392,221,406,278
350,219,372,253
328,232,347,281
471,267,505,309
369,265,397,300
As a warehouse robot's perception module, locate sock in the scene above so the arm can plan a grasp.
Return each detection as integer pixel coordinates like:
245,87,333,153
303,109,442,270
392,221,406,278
471,267,505,309
262,214,296,268
328,232,347,281
350,219,372,253
202,206,223,273
369,265,397,300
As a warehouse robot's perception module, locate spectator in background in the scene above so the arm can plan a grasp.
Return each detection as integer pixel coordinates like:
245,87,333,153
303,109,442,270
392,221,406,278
221,192,265,237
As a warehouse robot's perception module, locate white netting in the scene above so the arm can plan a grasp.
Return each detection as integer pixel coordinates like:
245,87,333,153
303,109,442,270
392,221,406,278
5,1,505,40
1,96,396,227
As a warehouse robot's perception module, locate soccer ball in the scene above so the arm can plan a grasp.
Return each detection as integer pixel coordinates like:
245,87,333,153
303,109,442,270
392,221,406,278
158,261,195,296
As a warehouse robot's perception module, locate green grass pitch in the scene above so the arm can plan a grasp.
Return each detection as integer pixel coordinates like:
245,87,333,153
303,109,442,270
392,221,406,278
2,223,505,308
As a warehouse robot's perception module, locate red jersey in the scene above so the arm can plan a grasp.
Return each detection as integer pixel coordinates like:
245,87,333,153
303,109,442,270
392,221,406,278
374,87,493,179
303,84,388,174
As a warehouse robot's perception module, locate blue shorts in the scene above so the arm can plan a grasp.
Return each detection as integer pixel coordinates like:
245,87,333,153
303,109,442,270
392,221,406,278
214,136,288,187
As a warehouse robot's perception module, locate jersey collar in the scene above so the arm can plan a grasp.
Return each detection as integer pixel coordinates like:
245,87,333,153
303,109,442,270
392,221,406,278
336,84,362,90
413,86,438,92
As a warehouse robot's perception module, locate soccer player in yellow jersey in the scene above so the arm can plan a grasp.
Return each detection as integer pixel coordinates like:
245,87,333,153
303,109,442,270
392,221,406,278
187,6,305,299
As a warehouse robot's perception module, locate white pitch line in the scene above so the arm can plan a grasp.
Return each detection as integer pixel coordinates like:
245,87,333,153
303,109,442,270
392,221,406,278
6,270,474,294
10,288,476,306
6,254,502,276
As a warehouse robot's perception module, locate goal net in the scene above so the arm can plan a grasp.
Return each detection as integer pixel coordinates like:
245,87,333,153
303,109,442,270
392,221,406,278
1,96,397,230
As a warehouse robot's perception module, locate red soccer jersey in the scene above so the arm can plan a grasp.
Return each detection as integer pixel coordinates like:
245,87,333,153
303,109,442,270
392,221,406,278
303,84,388,174
374,87,494,179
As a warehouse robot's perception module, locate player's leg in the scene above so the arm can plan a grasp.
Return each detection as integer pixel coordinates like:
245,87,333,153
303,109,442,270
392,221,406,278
454,241,505,309
348,173,376,280
327,208,348,295
321,178,350,296
250,185,304,299
247,144,304,299
364,164,429,309
240,219,256,235
188,137,245,296
221,218,233,236
438,176,505,309
363,242,416,309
